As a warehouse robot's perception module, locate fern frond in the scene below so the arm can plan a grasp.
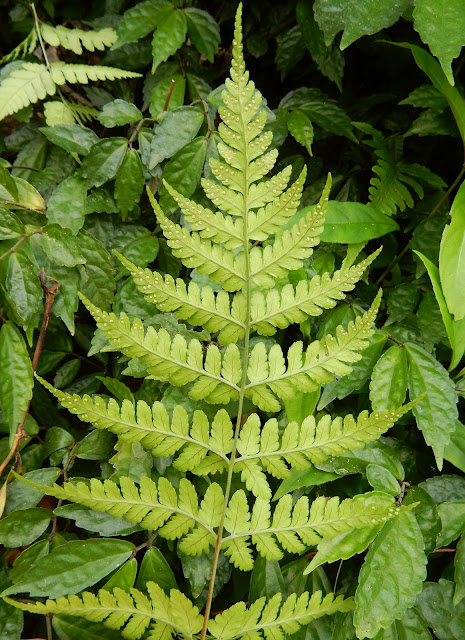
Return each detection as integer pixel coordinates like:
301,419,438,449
162,181,244,250
40,23,117,55
115,252,246,344
67,101,99,121
37,375,231,473
245,291,382,412
0,30,38,64
221,491,399,570
80,294,240,404
234,401,414,498
6,582,203,640
355,122,431,216
0,61,140,120
251,250,380,336
14,472,222,553
208,590,354,640
249,176,330,289
149,192,246,292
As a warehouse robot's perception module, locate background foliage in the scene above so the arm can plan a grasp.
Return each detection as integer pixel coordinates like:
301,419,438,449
1,0,465,639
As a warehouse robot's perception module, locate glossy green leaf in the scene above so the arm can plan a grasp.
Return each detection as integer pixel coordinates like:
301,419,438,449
274,467,341,501
436,501,465,547
320,201,399,243
53,615,124,640
74,429,115,460
439,180,465,320
1,538,135,598
296,0,344,90
53,359,81,389
10,539,50,584
306,523,383,575
0,206,24,239
403,486,441,554
149,106,204,169
366,464,400,496
444,420,465,473
80,138,128,188
46,175,87,235
454,535,465,605
0,252,43,327
53,503,140,536
114,148,144,220
0,321,33,443
406,342,458,469
4,467,60,515
0,563,23,640
317,439,404,480
49,265,80,334
0,507,51,547
151,9,187,73
370,345,408,410
39,124,99,156
420,473,465,504
113,0,173,48
135,546,177,594
78,230,115,311
249,555,285,603
354,511,427,638
314,0,410,49
98,100,142,127
413,0,465,85
416,579,465,639
288,109,314,156
43,426,74,458
371,607,432,640
184,8,220,62
102,557,137,593
42,224,86,267
275,26,306,81
159,136,207,211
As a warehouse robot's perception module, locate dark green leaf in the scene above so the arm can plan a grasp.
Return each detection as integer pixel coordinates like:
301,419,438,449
10,539,50,584
113,0,173,48
444,420,465,473
274,467,341,501
148,64,186,117
0,321,33,442
39,125,99,156
0,206,24,239
184,8,220,62
2,538,135,598
416,579,465,639
370,345,408,410
54,503,140,536
80,138,128,189
114,148,144,220
403,486,441,554
149,106,204,169
366,464,400,496
96,376,134,402
135,546,177,593
151,9,187,73
288,110,314,156
249,555,285,603
159,136,207,212
275,26,306,81
354,511,427,638
44,426,74,458
406,342,458,468
439,179,465,320
0,507,51,547
4,467,60,515
46,175,87,235
0,563,23,640
53,615,124,640
0,252,43,327
42,224,86,267
53,359,81,389
371,607,432,639
74,429,116,460
78,229,115,311
320,201,399,243
98,100,142,128
102,557,137,592
420,474,465,503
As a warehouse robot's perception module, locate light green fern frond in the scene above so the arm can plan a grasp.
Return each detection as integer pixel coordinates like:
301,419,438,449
37,375,232,473
245,291,382,412
80,294,241,404
40,23,117,55
208,590,354,640
251,249,381,335
0,29,38,64
6,582,203,640
221,490,400,570
234,401,415,497
115,252,246,344
0,61,141,120
14,472,222,553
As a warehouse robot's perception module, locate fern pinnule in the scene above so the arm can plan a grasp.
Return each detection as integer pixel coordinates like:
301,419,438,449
40,23,117,55
5,582,203,640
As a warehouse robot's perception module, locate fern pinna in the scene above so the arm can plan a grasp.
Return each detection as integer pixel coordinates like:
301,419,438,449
8,6,413,639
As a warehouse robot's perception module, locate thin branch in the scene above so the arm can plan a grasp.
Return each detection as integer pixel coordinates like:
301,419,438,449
0,269,59,479
163,79,176,111
31,3,50,69
0,229,43,262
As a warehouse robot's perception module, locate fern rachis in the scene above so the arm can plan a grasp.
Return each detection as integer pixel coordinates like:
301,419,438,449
7,5,413,639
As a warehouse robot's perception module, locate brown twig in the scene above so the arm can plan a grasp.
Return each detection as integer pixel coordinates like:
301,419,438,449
0,229,43,262
163,80,176,111
0,269,59,478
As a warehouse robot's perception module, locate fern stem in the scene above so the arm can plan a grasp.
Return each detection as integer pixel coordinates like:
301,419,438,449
31,3,50,69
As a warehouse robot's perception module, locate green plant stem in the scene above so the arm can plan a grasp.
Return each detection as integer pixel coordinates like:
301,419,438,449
200,107,252,640
375,165,465,286
0,228,43,262
31,3,50,69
